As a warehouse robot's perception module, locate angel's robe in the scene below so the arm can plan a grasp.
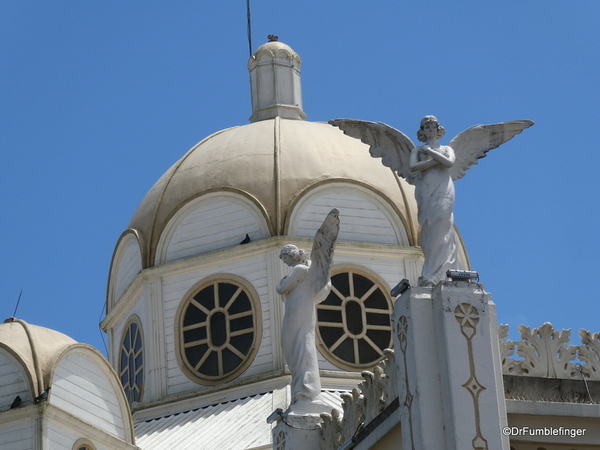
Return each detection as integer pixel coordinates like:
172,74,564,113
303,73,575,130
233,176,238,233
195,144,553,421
277,264,331,413
414,145,463,285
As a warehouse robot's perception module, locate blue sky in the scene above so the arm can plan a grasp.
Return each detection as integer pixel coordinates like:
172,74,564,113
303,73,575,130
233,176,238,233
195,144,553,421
1,1,599,355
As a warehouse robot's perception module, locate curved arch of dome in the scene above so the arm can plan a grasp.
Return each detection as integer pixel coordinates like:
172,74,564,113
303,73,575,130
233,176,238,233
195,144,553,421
174,273,263,386
49,344,136,444
107,230,143,311
285,180,410,246
154,189,272,266
140,126,240,266
0,347,34,409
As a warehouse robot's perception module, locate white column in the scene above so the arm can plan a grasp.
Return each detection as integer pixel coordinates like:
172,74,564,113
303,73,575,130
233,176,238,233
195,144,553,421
392,281,509,450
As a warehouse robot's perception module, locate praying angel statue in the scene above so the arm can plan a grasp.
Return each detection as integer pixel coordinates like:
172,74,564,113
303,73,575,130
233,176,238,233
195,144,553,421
330,116,533,287
276,208,340,416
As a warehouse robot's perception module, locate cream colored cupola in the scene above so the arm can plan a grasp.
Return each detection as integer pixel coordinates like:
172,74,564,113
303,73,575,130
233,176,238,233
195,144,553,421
248,35,306,122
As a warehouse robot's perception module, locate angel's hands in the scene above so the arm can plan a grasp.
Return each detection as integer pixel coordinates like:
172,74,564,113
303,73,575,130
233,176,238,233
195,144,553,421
422,145,455,168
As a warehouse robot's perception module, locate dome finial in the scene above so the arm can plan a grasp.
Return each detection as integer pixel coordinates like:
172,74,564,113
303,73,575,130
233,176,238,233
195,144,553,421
248,38,306,123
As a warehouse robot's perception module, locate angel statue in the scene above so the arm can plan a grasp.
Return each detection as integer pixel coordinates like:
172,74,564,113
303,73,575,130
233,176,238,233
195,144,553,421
330,116,533,287
276,208,340,416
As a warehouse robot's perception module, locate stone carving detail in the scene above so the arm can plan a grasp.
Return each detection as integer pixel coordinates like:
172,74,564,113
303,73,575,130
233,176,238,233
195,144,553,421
500,323,600,380
319,350,398,450
498,324,521,375
578,330,600,379
277,209,340,416
396,315,415,450
276,430,286,450
330,116,533,286
454,303,488,450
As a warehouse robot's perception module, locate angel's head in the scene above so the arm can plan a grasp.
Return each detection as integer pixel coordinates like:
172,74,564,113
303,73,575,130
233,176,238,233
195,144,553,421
417,115,446,142
279,244,309,267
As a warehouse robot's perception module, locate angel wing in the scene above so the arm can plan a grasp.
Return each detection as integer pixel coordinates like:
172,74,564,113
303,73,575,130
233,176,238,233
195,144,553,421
448,120,534,181
307,208,340,298
329,119,417,184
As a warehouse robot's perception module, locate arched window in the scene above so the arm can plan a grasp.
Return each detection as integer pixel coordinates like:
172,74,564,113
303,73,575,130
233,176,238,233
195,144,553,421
119,316,144,404
316,266,393,370
176,275,262,385
73,439,96,450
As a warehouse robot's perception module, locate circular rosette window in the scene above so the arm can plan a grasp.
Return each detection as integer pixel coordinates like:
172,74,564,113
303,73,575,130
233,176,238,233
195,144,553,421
176,275,262,385
316,267,393,370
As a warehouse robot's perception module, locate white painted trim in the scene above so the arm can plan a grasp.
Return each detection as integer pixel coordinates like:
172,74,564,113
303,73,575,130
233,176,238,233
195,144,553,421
49,345,136,444
154,192,271,266
101,237,422,331
108,231,143,310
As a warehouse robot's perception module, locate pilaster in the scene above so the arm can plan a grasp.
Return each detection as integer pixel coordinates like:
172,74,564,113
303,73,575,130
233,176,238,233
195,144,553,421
392,281,509,450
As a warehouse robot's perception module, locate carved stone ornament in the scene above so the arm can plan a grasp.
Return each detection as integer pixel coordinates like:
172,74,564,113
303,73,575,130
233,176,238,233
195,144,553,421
499,322,600,380
276,209,340,416
330,117,533,286
319,350,398,449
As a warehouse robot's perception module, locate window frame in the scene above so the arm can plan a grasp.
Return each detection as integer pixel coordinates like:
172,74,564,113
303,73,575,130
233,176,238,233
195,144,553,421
316,264,393,371
119,315,145,405
175,274,263,385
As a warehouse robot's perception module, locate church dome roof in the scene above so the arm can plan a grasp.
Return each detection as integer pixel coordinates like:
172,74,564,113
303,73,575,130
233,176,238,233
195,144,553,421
0,318,76,396
128,118,421,267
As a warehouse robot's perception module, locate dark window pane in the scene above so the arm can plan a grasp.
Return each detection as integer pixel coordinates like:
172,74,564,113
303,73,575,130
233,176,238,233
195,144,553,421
352,273,374,298
134,332,142,352
124,329,131,350
228,292,251,315
230,315,253,332
321,291,343,306
317,309,342,323
209,312,227,347
332,273,350,298
319,326,344,348
365,312,390,327
358,338,380,363
222,347,243,374
120,351,128,370
366,329,392,351
184,326,207,343
345,300,363,335
199,350,219,376
230,332,253,355
183,304,207,327
135,354,143,369
194,285,215,310
185,343,208,367
332,337,354,362
218,283,238,308
363,289,388,310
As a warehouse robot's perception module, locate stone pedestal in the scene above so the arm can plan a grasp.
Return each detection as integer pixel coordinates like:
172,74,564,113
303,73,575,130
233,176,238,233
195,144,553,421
392,281,509,450
271,414,322,450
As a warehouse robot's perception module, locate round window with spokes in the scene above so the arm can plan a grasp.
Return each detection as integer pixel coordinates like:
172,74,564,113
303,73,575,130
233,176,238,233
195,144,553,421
316,266,393,370
176,275,262,385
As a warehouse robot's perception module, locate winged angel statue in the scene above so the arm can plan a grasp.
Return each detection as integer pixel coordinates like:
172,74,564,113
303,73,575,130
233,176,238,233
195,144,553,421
276,208,340,416
330,116,533,287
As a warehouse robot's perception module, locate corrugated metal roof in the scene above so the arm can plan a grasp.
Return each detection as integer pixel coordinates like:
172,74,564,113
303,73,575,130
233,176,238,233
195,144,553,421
134,391,344,450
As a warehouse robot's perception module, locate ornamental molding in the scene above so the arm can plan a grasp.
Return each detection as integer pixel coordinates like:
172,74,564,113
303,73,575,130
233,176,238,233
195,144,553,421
500,322,600,380
319,349,397,450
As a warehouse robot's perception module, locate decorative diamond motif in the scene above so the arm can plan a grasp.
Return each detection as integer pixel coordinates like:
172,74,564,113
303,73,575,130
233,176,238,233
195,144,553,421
462,375,486,399
454,303,480,339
